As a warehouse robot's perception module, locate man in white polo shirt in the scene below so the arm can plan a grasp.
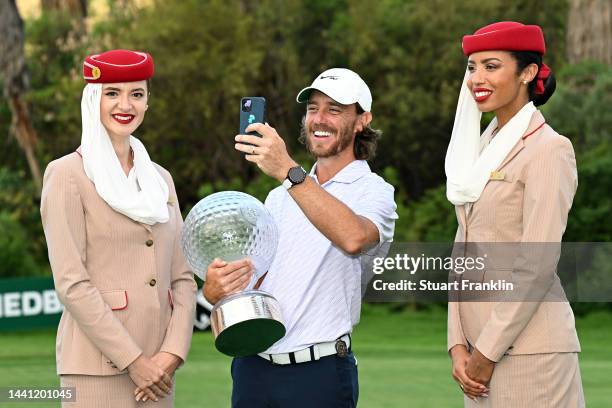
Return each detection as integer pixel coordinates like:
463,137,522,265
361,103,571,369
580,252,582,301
205,68,397,407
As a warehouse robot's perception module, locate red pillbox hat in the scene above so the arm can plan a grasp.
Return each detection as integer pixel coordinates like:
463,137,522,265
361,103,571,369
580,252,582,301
462,21,546,56
83,49,154,83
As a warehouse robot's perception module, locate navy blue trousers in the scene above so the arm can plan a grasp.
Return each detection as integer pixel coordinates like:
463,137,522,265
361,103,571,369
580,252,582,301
231,352,359,407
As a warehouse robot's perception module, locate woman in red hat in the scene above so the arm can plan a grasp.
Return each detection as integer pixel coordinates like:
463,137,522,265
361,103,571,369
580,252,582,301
41,50,197,407
445,22,584,407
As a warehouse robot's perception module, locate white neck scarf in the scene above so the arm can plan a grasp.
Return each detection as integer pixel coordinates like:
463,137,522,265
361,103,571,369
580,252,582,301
445,69,537,206
80,83,169,225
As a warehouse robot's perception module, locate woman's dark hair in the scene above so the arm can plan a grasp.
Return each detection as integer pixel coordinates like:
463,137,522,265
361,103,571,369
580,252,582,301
510,51,556,106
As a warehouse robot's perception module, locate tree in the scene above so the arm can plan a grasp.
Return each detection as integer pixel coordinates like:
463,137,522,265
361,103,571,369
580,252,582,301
41,0,88,33
41,0,87,14
0,0,42,193
41,0,87,17
567,0,612,64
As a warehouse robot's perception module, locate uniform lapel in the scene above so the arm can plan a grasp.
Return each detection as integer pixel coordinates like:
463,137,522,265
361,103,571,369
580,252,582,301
497,138,524,171
496,111,545,171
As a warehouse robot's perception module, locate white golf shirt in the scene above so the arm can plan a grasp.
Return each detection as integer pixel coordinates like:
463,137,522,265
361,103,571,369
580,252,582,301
261,160,397,353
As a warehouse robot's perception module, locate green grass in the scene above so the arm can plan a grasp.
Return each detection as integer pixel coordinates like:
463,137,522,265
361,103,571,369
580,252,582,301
0,306,610,407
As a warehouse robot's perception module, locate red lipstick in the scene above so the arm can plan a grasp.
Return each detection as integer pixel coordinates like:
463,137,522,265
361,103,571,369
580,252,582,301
111,114,135,125
472,88,493,103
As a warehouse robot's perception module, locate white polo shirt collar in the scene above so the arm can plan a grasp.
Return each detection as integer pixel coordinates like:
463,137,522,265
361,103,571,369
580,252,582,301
310,159,371,185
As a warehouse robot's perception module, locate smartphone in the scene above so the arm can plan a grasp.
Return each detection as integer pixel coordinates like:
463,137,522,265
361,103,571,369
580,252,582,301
239,97,266,136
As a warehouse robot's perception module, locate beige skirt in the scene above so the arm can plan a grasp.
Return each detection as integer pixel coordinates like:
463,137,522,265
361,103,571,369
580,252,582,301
60,374,174,408
464,352,584,408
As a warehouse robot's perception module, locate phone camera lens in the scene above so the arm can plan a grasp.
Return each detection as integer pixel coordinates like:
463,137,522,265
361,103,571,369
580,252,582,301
242,99,252,112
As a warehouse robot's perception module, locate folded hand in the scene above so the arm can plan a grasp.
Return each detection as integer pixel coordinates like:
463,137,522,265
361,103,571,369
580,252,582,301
450,345,489,401
134,352,182,402
127,354,173,403
466,347,496,387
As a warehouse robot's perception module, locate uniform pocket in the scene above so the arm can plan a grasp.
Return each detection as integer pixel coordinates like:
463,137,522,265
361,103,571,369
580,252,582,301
100,290,128,311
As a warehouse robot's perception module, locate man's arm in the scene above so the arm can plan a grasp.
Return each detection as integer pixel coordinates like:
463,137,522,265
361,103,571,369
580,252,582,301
286,177,379,254
235,122,380,255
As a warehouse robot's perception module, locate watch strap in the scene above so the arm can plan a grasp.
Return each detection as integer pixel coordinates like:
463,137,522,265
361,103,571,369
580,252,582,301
282,178,293,190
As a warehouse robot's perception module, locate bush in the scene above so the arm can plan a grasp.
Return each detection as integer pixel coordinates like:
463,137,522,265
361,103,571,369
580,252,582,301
0,212,39,278
542,61,612,241
386,169,456,243
542,61,612,153
0,167,49,275
565,143,612,241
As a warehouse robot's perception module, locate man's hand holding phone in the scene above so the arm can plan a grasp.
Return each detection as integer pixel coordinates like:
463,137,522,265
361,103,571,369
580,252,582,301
235,122,297,182
239,97,266,136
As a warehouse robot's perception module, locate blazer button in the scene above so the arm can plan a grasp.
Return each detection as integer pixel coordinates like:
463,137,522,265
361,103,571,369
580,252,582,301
149,279,157,287
146,239,154,247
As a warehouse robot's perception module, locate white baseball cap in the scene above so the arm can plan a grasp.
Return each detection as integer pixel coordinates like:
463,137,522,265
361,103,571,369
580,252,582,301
296,68,372,112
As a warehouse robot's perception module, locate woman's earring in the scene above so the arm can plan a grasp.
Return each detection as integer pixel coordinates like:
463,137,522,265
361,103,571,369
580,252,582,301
522,80,528,84
145,105,149,110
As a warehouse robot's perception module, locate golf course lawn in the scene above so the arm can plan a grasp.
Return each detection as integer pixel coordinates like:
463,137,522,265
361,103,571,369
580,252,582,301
0,305,610,407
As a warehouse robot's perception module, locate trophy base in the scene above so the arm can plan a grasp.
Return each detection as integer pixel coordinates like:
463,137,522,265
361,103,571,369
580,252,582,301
211,290,285,357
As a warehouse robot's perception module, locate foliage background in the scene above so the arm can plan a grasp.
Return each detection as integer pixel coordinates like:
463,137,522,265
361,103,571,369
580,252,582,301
1,3,610,406
1,0,610,301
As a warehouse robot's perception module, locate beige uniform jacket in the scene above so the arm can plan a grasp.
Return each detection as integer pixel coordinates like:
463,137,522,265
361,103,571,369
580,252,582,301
447,111,581,362
41,151,197,375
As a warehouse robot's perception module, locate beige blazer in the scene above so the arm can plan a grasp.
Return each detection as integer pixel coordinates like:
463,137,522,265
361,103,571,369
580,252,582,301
447,111,581,362
41,151,197,375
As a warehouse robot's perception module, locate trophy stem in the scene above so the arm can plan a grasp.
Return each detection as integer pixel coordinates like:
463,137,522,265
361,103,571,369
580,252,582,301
210,290,285,357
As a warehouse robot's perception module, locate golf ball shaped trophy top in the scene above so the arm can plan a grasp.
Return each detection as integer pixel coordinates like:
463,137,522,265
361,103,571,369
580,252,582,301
182,191,285,356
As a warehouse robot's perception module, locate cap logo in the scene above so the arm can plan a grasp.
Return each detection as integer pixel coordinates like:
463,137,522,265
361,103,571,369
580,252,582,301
320,75,339,80
91,66,101,80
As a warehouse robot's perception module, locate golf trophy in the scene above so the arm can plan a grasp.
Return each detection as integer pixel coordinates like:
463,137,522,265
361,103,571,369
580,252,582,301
181,191,285,356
